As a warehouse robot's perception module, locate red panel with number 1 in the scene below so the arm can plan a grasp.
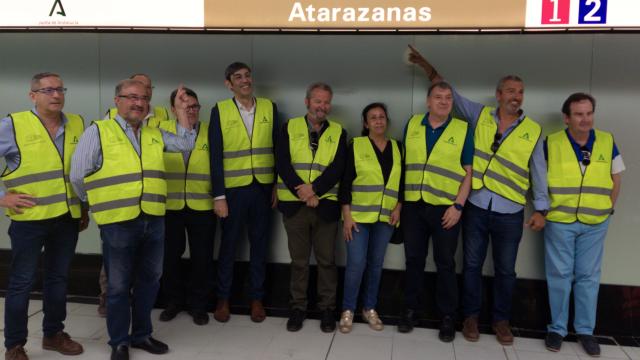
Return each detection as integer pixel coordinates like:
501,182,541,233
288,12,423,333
542,0,570,24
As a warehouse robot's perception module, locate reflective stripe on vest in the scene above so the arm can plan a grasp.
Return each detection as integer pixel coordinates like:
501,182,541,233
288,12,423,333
2,111,84,220
472,107,541,205
404,115,468,205
159,120,212,211
277,117,342,202
547,129,613,224
351,137,401,223
218,98,275,187
84,119,166,225
108,106,167,128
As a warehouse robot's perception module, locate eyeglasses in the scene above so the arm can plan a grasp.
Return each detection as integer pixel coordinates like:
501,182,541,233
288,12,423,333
186,104,201,112
32,87,67,95
491,132,502,153
580,146,591,166
309,131,319,152
118,94,150,103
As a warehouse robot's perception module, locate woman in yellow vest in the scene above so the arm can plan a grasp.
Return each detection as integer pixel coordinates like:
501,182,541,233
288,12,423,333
338,103,402,333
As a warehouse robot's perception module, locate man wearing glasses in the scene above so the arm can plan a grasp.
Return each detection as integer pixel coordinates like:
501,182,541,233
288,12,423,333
97,73,170,317
70,80,195,360
0,72,87,360
408,45,549,345
208,62,278,323
104,73,170,127
157,87,215,326
276,82,347,332
543,93,624,357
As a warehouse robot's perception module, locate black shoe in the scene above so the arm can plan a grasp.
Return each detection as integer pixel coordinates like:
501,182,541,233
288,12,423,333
191,310,209,326
131,337,169,355
111,345,129,360
397,309,416,333
159,304,181,322
545,332,564,352
438,316,456,342
320,309,336,333
286,309,306,332
578,335,601,357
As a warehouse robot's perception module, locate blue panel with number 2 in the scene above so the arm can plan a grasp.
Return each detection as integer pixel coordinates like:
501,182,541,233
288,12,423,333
579,0,607,24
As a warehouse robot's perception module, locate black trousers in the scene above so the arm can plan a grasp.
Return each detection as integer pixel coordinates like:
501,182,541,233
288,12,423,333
161,208,215,311
402,201,461,318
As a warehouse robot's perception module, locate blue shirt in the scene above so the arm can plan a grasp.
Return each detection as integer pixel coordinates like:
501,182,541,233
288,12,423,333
543,128,620,161
402,113,475,166
452,87,550,214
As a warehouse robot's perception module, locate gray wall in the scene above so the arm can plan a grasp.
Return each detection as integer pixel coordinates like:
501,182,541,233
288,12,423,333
0,32,637,286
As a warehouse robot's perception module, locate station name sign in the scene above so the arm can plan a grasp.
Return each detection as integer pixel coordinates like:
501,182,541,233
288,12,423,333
0,0,637,30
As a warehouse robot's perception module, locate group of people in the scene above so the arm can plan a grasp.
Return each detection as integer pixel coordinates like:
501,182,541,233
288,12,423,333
0,44,623,360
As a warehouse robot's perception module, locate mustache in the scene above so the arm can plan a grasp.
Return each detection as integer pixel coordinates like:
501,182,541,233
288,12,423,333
130,105,145,111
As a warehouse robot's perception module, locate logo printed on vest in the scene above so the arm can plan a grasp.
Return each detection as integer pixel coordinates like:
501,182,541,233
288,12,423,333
292,133,306,141
71,136,79,144
201,143,209,151
25,134,44,144
519,132,531,141
151,137,161,145
108,135,124,144
446,136,456,145
325,135,335,144
260,116,269,124
225,120,240,129
597,154,606,162
408,130,422,138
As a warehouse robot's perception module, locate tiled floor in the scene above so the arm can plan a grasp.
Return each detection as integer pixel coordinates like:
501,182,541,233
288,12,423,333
1,299,638,360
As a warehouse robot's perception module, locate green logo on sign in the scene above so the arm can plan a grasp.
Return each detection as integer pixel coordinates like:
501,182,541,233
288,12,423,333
49,0,66,16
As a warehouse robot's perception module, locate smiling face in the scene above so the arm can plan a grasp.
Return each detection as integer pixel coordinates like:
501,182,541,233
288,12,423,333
564,99,594,138
225,67,253,98
364,106,388,137
496,79,524,116
29,75,65,115
305,88,332,123
426,86,453,119
114,82,149,125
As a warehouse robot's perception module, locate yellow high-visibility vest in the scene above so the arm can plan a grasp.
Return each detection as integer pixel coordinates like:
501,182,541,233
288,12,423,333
351,136,401,223
107,106,168,128
404,115,468,205
472,107,541,205
547,129,613,224
277,117,342,202
2,111,83,220
217,98,275,188
84,119,166,225
159,120,212,211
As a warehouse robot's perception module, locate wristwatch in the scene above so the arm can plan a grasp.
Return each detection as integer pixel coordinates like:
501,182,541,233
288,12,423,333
453,203,464,211
536,209,549,216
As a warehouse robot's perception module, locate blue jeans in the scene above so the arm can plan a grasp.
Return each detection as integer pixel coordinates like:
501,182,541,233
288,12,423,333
545,219,609,336
217,182,271,300
4,215,79,349
462,203,523,322
100,215,164,347
342,222,393,312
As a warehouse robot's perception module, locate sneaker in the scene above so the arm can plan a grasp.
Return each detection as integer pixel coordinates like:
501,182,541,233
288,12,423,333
462,316,479,342
578,335,601,357
492,320,514,346
42,331,84,355
5,345,28,360
397,309,416,333
286,309,305,332
320,309,336,333
339,310,354,333
362,309,384,331
545,331,564,352
439,316,456,342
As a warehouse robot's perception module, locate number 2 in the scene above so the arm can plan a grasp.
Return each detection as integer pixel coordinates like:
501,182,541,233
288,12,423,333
584,0,601,22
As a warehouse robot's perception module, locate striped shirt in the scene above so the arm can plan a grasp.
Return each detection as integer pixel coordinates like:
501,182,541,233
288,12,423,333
70,115,196,202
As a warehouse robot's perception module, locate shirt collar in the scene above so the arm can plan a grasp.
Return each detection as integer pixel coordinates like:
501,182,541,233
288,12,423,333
492,107,525,125
234,97,256,113
32,107,68,126
421,112,452,130
565,128,595,149
114,114,143,130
